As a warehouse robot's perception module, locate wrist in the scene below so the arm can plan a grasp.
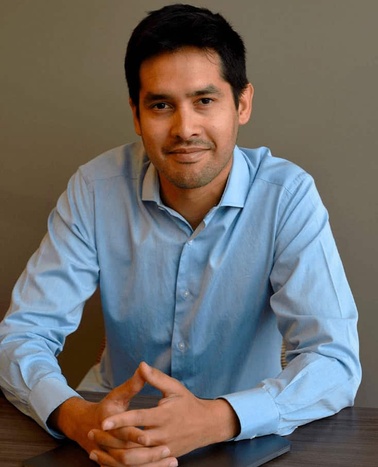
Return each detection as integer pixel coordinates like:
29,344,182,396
48,396,96,443
205,398,240,444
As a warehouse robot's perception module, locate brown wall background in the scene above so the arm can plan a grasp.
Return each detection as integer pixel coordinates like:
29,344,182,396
1,0,377,406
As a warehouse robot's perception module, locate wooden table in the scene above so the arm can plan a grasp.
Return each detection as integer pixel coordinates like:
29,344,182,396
1,390,377,466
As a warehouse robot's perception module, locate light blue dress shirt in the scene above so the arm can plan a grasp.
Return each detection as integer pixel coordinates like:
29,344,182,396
0,143,361,440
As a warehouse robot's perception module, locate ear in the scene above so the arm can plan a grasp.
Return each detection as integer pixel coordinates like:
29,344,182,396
238,83,254,125
129,98,141,136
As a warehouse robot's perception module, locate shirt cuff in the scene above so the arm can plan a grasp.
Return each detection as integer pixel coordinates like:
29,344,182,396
28,377,83,438
220,386,280,440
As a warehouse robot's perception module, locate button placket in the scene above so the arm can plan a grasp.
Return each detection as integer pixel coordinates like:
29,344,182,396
171,237,197,378
177,341,186,352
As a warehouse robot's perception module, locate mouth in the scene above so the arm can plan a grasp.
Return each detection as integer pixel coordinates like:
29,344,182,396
167,146,210,153
164,145,212,163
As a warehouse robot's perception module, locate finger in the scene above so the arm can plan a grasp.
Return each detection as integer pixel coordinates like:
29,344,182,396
106,366,146,407
90,445,177,467
102,406,161,431
88,429,141,450
90,427,146,448
137,362,185,398
101,363,188,432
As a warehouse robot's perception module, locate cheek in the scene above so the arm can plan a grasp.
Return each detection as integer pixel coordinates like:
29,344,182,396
140,118,169,140
143,128,164,147
212,108,239,130
139,128,165,156
131,109,142,136
211,117,239,143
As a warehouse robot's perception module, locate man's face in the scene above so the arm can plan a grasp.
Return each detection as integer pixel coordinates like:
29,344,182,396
130,47,253,194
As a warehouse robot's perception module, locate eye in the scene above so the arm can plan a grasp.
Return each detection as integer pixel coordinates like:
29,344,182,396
151,102,170,110
198,97,213,105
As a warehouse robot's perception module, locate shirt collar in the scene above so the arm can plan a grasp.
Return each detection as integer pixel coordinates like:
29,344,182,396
219,146,250,208
142,158,161,204
142,145,251,208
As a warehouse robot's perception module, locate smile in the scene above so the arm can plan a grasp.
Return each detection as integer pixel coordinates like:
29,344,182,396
167,147,210,154
166,148,210,163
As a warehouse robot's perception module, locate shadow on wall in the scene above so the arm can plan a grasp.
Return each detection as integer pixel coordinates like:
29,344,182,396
58,288,105,388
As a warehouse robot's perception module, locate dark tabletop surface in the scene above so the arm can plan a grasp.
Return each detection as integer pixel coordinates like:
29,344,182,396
1,390,377,467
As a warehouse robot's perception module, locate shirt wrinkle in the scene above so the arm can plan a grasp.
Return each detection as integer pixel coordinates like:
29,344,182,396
0,142,361,440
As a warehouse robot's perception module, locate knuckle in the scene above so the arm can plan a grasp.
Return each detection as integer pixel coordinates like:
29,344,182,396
119,450,133,464
133,409,145,426
154,447,170,461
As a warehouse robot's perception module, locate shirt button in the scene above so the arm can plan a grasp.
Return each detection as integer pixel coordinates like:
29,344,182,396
182,290,190,299
178,341,186,352
187,240,193,246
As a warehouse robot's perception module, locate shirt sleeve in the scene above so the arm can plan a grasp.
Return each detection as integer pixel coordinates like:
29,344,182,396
0,169,99,435
222,172,361,439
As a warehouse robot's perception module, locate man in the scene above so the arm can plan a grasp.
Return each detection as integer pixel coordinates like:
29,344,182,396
0,4,361,467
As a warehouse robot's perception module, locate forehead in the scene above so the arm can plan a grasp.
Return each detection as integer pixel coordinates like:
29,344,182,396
138,47,228,95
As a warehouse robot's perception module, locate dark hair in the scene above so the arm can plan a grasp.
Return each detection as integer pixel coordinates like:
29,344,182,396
125,3,248,110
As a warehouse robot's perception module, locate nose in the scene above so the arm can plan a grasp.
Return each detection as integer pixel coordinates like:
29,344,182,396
170,106,200,140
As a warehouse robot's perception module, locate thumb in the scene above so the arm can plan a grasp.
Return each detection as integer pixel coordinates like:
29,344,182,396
105,364,146,409
138,361,186,398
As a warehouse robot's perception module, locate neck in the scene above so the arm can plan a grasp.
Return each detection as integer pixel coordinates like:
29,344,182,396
160,177,228,230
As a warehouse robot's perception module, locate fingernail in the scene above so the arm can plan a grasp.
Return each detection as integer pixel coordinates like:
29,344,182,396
102,420,114,430
87,430,94,440
89,451,98,462
162,447,171,457
169,460,178,467
137,435,147,445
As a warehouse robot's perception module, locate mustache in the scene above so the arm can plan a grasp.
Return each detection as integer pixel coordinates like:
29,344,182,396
163,139,214,153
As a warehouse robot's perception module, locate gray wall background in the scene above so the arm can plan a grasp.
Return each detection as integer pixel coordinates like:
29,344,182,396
1,1,377,407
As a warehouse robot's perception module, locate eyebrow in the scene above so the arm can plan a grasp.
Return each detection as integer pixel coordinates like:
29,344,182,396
143,85,223,105
188,84,223,98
